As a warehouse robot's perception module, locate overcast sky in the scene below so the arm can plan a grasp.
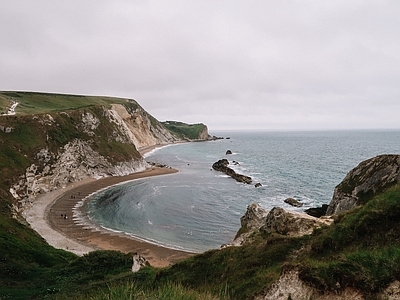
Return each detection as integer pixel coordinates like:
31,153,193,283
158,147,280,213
1,1,400,131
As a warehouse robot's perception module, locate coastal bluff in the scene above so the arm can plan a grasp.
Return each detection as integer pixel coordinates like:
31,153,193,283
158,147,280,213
326,154,400,215
0,92,211,216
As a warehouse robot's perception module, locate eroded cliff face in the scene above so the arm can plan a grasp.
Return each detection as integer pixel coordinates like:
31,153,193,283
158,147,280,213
326,154,400,215
6,102,182,214
197,126,210,140
110,104,180,148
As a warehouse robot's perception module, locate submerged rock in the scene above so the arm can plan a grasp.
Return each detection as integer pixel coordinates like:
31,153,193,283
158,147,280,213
284,197,303,207
326,154,400,215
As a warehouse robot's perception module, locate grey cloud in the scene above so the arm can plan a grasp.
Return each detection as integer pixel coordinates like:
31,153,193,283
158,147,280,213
1,1,400,130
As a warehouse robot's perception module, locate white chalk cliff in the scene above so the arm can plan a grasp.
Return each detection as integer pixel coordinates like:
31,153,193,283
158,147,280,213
10,102,184,214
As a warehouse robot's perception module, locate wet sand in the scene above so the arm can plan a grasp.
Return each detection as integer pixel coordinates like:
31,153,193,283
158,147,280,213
27,167,194,268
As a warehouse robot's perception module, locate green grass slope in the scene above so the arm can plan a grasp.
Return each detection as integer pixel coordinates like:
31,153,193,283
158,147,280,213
0,91,134,115
299,183,400,294
162,121,207,140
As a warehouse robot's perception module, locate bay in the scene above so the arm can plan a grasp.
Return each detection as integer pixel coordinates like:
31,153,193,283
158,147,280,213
87,130,400,252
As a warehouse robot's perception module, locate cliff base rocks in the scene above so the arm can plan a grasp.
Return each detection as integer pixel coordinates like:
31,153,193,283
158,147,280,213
305,204,329,218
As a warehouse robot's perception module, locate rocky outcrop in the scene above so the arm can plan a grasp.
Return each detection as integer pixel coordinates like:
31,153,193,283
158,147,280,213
262,207,332,237
326,155,400,215
132,253,149,272
240,203,269,232
229,203,269,246
305,204,329,218
212,159,252,184
257,268,400,300
232,204,333,246
256,268,364,300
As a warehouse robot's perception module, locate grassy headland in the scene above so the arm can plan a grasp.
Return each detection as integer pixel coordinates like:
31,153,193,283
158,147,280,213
162,121,207,140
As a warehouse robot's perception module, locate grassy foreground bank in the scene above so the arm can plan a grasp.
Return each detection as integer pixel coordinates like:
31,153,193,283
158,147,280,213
3,184,399,299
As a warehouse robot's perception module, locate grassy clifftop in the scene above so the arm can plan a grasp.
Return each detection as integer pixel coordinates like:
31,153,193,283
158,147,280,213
0,91,135,115
162,121,208,140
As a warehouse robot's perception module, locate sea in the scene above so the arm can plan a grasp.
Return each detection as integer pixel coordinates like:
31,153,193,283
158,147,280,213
85,130,400,253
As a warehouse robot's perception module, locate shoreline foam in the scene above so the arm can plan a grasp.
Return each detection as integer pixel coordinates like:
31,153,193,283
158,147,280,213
25,167,194,268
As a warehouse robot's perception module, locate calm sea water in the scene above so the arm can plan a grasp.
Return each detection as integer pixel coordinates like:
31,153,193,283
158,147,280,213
86,130,400,252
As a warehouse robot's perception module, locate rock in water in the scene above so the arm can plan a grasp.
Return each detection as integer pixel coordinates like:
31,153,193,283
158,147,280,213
212,159,252,184
326,154,400,215
284,197,303,207
226,150,232,155
212,159,229,170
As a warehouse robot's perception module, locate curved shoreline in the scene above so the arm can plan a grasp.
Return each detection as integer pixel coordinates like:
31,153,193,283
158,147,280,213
26,167,194,268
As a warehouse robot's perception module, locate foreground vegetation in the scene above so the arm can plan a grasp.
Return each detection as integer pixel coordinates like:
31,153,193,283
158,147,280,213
299,183,400,294
1,92,400,299
2,183,400,299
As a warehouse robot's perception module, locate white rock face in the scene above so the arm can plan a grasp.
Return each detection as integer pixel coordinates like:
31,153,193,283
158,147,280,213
11,139,147,212
262,207,333,237
231,204,333,246
197,126,210,140
11,103,179,213
132,253,148,272
109,104,180,148
80,112,100,136
257,269,364,300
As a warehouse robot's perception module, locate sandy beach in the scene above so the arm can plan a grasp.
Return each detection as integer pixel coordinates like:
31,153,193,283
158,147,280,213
24,167,194,268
